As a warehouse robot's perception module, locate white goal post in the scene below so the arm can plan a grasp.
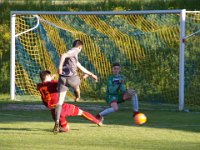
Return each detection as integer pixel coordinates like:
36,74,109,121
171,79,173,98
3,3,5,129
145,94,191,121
10,9,195,111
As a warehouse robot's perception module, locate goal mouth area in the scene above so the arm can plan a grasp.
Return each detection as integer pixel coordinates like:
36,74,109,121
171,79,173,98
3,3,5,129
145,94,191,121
10,10,200,111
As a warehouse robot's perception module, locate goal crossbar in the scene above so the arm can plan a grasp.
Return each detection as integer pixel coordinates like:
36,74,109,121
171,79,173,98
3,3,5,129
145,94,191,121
11,10,182,15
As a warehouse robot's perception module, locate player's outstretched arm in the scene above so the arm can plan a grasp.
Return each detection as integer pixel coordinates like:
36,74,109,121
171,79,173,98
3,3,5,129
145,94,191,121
77,62,98,82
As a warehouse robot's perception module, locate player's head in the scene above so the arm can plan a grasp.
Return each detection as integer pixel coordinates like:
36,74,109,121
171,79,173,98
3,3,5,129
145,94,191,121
112,62,120,76
73,40,83,50
39,70,51,82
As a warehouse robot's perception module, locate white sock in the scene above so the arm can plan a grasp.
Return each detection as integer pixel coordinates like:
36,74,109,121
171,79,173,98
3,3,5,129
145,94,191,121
99,107,115,116
132,94,139,112
55,104,62,123
55,91,66,123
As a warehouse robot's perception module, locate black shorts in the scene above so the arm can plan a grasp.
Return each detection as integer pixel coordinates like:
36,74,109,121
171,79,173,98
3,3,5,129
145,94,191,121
58,75,80,92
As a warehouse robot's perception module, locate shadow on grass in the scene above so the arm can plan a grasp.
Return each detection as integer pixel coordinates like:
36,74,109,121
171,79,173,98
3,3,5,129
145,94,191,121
0,127,41,132
0,100,200,133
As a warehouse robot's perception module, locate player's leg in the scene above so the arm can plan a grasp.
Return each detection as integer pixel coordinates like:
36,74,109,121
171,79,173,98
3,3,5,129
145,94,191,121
78,109,102,126
52,109,69,133
59,123,69,133
56,91,67,121
59,117,70,133
96,100,118,122
68,75,81,102
53,76,68,134
100,101,118,116
63,103,102,126
131,93,139,116
74,86,80,102
123,89,139,116
53,93,66,134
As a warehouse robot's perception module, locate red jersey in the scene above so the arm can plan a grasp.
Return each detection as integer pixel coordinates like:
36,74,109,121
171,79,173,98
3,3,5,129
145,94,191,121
37,80,79,130
37,80,58,109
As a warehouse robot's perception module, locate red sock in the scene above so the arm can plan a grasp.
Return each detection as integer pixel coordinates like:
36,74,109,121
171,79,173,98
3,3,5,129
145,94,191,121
82,111,100,124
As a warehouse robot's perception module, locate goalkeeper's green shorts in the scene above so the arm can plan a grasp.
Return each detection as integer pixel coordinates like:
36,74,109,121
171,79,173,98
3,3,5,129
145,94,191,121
105,93,124,106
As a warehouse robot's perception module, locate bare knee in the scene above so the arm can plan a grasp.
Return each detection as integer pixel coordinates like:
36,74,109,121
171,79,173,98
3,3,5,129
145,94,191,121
113,107,118,112
78,109,83,116
111,102,119,112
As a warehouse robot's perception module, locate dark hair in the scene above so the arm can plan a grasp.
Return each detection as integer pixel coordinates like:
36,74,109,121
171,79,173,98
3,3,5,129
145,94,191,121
112,62,120,67
73,39,83,47
39,70,51,81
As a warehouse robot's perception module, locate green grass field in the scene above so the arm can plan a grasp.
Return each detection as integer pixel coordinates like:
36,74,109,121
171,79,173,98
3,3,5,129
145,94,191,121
0,96,200,150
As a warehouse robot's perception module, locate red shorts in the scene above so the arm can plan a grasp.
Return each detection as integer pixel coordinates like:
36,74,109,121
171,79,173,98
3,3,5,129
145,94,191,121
61,103,79,117
51,103,79,129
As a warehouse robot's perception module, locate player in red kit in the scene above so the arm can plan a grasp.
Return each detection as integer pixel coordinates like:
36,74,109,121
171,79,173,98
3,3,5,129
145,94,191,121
37,70,102,134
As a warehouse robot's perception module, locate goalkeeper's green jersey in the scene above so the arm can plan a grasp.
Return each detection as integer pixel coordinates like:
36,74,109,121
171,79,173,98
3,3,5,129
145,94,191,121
105,74,126,104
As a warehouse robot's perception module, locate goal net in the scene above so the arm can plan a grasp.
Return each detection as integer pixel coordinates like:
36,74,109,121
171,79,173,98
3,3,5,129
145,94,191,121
11,10,200,110
184,11,200,109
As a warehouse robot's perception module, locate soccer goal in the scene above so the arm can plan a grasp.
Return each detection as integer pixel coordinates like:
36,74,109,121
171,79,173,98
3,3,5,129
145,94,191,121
10,10,200,110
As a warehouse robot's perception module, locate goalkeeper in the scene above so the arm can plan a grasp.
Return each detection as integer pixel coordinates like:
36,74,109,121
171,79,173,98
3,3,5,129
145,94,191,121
96,63,139,122
37,70,102,134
